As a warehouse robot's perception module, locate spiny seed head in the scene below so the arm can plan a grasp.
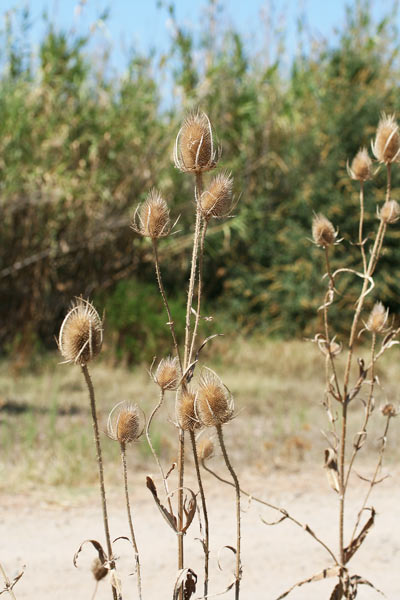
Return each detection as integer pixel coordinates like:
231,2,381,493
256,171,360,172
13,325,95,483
378,199,400,224
132,190,171,239
107,402,143,444
197,438,214,461
58,298,103,366
174,111,219,173
155,356,180,390
366,301,388,334
347,147,373,181
200,172,234,219
381,403,397,417
196,371,233,427
312,214,336,248
92,557,108,581
372,113,400,164
176,387,201,431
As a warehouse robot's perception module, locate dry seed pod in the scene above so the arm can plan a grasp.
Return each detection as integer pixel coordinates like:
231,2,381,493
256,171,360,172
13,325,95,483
200,172,234,219
381,403,397,417
197,438,214,461
58,298,103,366
378,199,400,224
107,402,144,444
312,214,337,248
174,111,219,173
132,189,171,239
372,113,400,164
347,147,372,181
196,370,233,427
176,387,201,431
155,356,180,390
92,557,108,582
366,302,388,334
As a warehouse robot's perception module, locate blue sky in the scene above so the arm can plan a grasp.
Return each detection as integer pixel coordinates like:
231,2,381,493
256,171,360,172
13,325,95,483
0,0,396,75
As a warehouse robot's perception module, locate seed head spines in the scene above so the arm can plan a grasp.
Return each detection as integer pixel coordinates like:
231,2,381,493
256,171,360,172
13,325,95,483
58,298,103,366
174,111,220,173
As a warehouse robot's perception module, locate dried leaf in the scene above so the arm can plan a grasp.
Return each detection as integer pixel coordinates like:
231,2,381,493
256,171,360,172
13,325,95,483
330,581,344,600
344,509,375,563
73,539,107,569
113,536,138,576
173,568,197,600
324,448,340,493
146,476,178,532
349,574,384,596
276,566,340,599
184,334,223,383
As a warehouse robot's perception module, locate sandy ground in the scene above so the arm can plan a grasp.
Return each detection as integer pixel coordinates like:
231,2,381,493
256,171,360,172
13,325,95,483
1,466,400,600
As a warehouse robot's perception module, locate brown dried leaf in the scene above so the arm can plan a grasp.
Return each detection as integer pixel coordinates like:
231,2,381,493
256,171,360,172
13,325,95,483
276,566,340,599
146,476,178,532
324,448,340,493
184,334,223,383
330,581,344,600
173,568,197,600
344,508,375,564
349,574,384,596
73,539,107,569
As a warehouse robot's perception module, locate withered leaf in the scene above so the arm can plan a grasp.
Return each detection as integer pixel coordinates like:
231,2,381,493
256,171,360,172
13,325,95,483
173,568,197,600
330,581,344,600
276,565,340,599
73,539,107,569
344,508,375,564
146,476,178,532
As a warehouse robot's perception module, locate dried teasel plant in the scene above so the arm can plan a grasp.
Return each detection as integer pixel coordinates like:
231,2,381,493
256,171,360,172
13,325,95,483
276,113,400,600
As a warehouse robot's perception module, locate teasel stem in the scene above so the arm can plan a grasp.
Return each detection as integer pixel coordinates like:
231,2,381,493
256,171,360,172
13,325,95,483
152,239,182,371
216,425,241,599
0,563,17,600
120,442,142,600
201,459,338,564
344,333,376,491
145,390,173,515
81,365,117,600
323,247,342,403
190,431,209,597
188,218,208,366
359,181,367,274
177,426,185,600
349,413,392,546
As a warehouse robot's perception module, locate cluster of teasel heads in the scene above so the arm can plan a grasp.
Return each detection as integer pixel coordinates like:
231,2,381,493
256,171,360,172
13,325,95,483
57,112,241,600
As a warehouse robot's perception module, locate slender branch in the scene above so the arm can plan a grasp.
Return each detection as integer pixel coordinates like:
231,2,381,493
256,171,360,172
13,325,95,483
177,426,185,599
323,247,342,402
81,365,117,600
0,564,17,600
188,218,208,366
359,181,367,275
152,239,182,371
120,443,142,600
190,431,209,598
201,460,338,564
216,425,241,600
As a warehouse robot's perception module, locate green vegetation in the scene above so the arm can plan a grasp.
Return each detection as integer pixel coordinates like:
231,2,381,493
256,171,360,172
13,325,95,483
1,1,400,361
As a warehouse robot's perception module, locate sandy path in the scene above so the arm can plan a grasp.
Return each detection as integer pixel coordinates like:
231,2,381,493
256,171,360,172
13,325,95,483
1,467,400,599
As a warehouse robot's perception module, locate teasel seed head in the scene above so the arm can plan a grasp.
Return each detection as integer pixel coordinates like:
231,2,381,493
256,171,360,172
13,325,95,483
58,298,103,366
312,214,337,248
176,387,201,431
372,113,400,164
196,370,234,427
378,199,400,224
92,557,108,581
107,402,144,444
200,172,234,219
197,438,214,461
155,356,180,390
347,147,373,181
366,301,389,334
132,189,171,239
381,402,398,418
174,111,219,173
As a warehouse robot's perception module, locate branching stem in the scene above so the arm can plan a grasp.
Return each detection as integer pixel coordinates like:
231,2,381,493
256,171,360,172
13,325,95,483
190,431,209,597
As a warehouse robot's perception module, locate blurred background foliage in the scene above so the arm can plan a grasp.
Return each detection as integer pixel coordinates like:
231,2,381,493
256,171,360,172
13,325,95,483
1,0,400,363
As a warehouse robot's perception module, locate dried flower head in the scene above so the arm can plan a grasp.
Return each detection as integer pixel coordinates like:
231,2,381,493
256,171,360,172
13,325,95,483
58,298,103,366
372,113,400,164
197,438,214,461
196,370,233,427
155,356,180,390
317,336,342,358
176,387,201,431
366,302,389,334
132,189,171,239
378,199,400,224
200,172,234,219
381,403,398,418
107,402,144,444
347,147,373,181
174,111,219,173
312,214,337,248
92,557,108,582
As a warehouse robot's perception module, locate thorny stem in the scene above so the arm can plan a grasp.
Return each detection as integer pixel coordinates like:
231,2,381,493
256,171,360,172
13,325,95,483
323,247,342,403
359,181,367,275
216,425,241,600
120,443,142,600
145,390,173,515
0,563,17,600
190,431,209,598
344,333,377,491
152,239,183,372
349,415,392,545
201,460,338,565
188,218,208,366
177,427,185,600
81,365,117,600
